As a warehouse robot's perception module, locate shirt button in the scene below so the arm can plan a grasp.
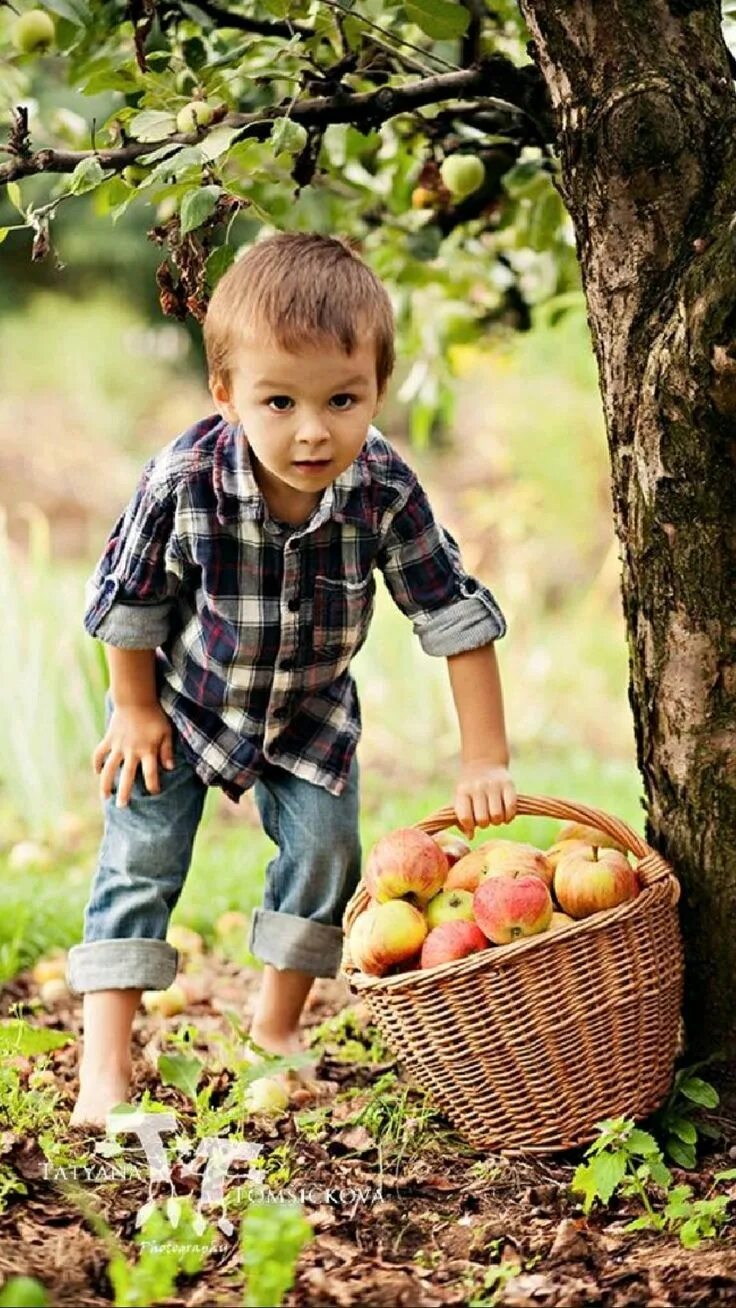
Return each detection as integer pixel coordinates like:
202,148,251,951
287,597,300,612
464,578,477,594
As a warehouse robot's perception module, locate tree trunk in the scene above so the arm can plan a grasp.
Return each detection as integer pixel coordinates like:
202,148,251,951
519,0,736,1055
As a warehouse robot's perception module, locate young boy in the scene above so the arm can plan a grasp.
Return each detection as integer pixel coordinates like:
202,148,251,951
67,232,517,1125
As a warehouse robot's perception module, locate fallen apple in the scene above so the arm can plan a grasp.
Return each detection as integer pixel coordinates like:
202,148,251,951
425,887,475,930
166,924,204,957
214,910,249,937
32,952,68,985
473,874,553,945
557,821,628,854
554,846,639,919
12,9,55,54
420,920,488,969
141,983,187,1017
245,1076,289,1114
364,827,448,906
440,153,485,199
39,978,69,1005
348,900,427,976
433,831,472,867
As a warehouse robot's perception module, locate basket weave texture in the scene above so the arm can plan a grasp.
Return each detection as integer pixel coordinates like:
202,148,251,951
341,794,684,1154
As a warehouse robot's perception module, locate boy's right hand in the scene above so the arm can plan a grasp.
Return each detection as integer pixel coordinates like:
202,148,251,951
93,704,176,808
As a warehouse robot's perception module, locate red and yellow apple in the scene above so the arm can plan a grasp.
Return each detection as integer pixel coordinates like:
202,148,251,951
447,840,553,893
425,887,475,930
554,846,639,919
557,822,628,855
545,838,588,871
473,874,553,945
421,920,488,969
364,828,448,906
348,900,428,976
547,910,575,932
433,831,471,867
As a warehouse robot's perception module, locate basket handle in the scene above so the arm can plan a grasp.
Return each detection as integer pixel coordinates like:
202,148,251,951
413,793,674,888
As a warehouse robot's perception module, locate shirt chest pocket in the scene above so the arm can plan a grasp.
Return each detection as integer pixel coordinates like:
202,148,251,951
312,573,375,659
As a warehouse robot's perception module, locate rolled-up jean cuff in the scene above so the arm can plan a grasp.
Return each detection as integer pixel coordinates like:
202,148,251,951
66,939,179,994
249,909,344,978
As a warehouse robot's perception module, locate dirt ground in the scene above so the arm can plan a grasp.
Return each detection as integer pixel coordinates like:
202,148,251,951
1,954,735,1308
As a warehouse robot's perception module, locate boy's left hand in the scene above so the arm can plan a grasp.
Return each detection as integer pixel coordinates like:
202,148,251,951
454,759,518,837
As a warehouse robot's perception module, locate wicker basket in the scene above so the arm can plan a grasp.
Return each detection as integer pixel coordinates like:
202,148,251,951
341,794,684,1154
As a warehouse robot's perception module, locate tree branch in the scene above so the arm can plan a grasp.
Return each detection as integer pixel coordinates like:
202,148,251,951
0,55,553,186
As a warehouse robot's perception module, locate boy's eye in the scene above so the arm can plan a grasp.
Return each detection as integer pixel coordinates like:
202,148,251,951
265,393,358,411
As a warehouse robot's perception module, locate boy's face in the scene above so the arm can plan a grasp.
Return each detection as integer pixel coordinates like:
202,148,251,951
210,332,384,520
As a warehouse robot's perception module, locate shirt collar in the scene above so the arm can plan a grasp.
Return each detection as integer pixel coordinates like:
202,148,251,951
214,418,375,530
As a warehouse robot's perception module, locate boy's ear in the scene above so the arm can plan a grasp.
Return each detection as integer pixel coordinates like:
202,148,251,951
209,374,238,424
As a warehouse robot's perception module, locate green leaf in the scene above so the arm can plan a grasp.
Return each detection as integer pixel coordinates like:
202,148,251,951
666,1138,697,1170
626,1128,660,1156
714,1168,736,1182
206,243,236,290
679,1076,719,1108
404,0,470,40
241,1203,313,1308
180,185,221,234
0,1020,72,1057
129,110,178,143
678,1217,704,1249
199,125,241,162
0,1278,49,1308
668,1117,698,1145
572,1150,627,1212
157,1052,203,1101
6,182,24,215
68,156,106,196
43,0,91,24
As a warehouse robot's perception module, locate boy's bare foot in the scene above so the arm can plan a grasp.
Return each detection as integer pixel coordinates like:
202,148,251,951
246,1026,318,1087
70,1061,132,1127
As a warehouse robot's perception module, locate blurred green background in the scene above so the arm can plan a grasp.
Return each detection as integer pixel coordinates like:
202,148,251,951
0,223,641,979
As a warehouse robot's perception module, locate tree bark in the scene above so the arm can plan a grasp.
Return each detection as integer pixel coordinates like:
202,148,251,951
519,0,736,1054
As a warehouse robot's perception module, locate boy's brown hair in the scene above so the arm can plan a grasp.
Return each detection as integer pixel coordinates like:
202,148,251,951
204,232,395,395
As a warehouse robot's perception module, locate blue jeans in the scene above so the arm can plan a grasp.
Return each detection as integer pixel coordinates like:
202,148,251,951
66,695,361,993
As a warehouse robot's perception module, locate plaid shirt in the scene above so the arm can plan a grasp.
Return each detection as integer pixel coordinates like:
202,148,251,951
84,415,506,799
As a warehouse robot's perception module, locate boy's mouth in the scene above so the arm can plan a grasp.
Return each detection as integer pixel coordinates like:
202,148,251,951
292,459,332,473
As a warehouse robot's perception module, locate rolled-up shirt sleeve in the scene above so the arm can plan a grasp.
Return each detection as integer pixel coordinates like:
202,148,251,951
376,476,507,657
83,462,184,649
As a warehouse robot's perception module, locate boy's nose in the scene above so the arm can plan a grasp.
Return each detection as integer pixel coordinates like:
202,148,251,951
296,419,331,446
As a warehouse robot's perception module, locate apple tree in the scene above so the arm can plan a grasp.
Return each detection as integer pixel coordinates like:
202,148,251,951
1,0,734,1055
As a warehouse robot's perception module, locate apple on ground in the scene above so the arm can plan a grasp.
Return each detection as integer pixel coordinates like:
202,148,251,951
32,952,68,985
432,831,471,867
214,910,249,937
12,9,55,55
245,1076,289,1114
554,846,639,919
474,874,553,945
348,900,427,976
176,100,214,134
166,924,204,957
421,920,488,969
39,978,69,1005
557,821,628,854
364,827,448,906
425,887,475,930
141,983,187,1017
